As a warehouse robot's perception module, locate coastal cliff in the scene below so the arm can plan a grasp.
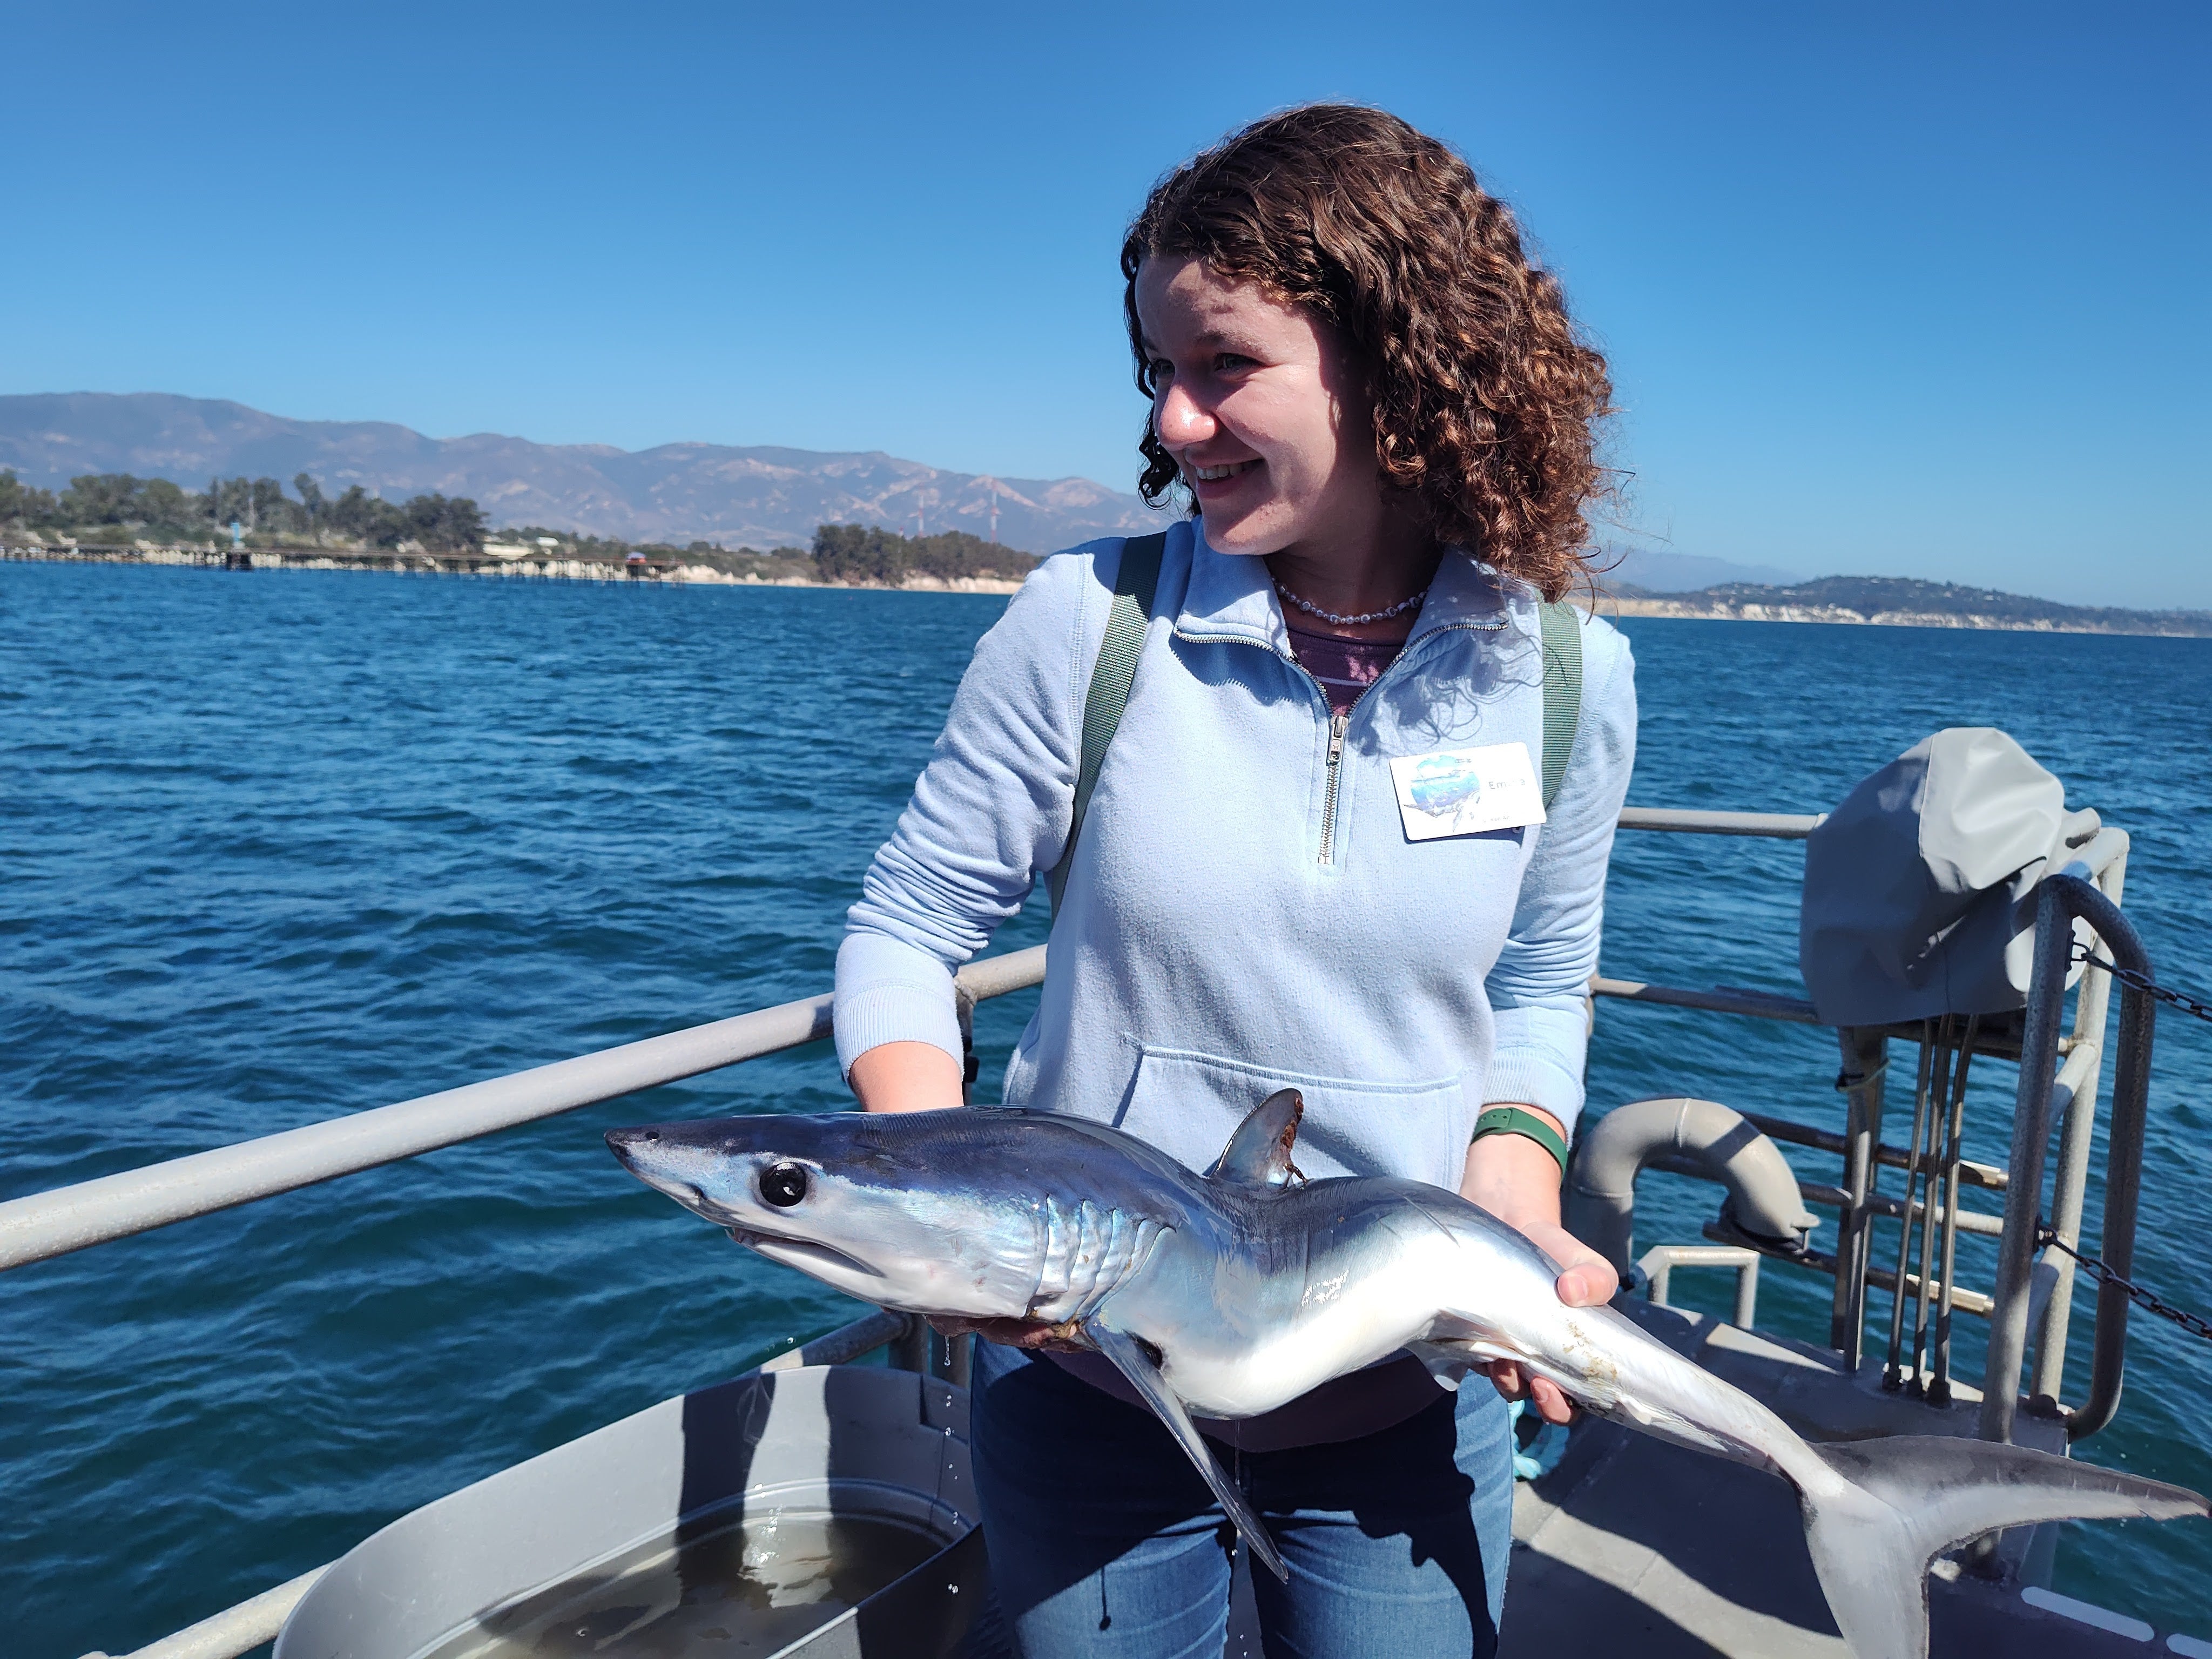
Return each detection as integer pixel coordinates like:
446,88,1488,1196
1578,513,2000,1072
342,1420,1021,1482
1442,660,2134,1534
1602,576,2212,639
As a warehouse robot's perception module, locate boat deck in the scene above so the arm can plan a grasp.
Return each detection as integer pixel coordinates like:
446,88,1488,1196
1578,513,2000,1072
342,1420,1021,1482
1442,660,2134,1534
1499,1300,2182,1658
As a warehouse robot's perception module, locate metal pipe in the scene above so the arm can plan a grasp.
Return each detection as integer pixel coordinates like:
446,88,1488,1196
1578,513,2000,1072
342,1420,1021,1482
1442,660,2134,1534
1979,885,2083,1449
2066,953,2157,1442
1563,1097,1817,1276
1636,1244,1762,1327
1614,808,1826,838
1979,877,2150,1448
1796,1181,2004,1237
1829,1029,1890,1367
1740,1110,2007,1192
759,1309,914,1373
1906,1028,1952,1395
1884,1026,1940,1390
1591,977,2034,1058
79,1566,328,1659
0,946,1051,1275
2061,827,2133,886
1738,1233,1995,1317
2029,841,2128,1407
1590,977,1821,1023
1929,1014,1981,1404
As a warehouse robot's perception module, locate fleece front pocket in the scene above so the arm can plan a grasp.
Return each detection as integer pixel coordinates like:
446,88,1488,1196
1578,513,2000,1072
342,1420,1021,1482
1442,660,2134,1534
1117,1043,1468,1187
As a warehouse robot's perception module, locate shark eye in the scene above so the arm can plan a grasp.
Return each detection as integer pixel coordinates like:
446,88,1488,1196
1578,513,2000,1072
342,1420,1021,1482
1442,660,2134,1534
759,1162,811,1209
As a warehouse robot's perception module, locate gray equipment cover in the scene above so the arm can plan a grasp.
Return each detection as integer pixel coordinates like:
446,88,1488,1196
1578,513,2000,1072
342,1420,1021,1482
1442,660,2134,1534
1799,728,2100,1026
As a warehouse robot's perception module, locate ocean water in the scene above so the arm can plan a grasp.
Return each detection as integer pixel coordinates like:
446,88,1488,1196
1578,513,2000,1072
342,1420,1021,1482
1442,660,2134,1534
3,559,2208,1653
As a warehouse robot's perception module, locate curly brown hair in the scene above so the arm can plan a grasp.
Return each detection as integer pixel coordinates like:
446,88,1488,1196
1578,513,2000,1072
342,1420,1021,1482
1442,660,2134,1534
1123,105,1613,601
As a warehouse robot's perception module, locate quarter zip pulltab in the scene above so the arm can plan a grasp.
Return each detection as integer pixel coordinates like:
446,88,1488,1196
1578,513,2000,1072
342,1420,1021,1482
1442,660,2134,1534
1181,604,1505,870
1318,710,1350,866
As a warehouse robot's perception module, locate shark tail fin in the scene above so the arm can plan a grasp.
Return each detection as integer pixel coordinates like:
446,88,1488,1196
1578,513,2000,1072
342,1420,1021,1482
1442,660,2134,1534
1799,1434,2207,1659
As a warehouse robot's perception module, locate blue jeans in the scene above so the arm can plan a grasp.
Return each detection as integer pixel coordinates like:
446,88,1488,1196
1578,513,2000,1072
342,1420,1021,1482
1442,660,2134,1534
969,1341,1514,1659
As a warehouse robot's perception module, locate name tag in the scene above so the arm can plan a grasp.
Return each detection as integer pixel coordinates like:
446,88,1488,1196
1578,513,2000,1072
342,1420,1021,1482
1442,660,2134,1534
1388,743,1547,841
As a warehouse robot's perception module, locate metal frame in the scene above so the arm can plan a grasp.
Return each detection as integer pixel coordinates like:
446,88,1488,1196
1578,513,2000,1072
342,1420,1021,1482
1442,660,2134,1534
1636,1243,1762,1328
1591,824,2137,1428
1980,870,2153,1446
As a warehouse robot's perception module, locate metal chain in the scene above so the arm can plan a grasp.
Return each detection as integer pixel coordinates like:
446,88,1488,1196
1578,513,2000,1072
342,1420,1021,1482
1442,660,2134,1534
2035,1223,2212,1343
2032,946,2212,1343
2072,941,2212,1024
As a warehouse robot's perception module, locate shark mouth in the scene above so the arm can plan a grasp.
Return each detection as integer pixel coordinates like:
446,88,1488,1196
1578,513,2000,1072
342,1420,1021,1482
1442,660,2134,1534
727,1229,885,1282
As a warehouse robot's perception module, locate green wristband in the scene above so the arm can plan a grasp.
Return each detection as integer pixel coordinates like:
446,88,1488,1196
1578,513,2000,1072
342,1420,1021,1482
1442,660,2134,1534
1472,1107,1569,1180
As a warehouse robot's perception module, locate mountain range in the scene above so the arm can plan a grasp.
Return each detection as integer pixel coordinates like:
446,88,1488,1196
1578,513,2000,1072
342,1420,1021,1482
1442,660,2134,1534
0,393,1164,555
0,393,1795,590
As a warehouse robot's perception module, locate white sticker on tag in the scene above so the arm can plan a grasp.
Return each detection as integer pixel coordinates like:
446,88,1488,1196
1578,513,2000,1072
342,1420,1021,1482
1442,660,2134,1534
1388,742,1547,841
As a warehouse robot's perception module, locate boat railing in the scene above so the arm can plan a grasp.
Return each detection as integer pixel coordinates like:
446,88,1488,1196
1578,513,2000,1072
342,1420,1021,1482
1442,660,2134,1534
1596,820,2137,1431
0,808,1823,1275
18,805,2153,1659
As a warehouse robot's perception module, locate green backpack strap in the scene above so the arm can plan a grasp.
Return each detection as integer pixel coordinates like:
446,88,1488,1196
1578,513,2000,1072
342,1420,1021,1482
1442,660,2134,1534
1537,598,1583,811
1046,532,1167,917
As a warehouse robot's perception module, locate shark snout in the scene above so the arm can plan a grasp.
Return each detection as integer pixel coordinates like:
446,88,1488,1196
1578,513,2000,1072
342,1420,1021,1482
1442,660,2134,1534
605,1124,712,1211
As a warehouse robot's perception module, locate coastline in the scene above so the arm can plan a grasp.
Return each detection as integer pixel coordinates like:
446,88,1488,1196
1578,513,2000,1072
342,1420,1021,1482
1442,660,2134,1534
1601,594,2212,639
11,541,2204,633
0,540,1026,596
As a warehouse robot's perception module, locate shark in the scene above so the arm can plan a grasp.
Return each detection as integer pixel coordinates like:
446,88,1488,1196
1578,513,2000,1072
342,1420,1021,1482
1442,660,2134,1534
605,1091,2206,1659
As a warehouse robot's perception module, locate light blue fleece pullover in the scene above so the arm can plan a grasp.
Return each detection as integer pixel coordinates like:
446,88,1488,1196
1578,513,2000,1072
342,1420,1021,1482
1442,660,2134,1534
835,520,1637,1193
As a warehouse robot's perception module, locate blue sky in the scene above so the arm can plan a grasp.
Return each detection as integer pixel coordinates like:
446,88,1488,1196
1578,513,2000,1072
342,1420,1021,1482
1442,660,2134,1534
5,2,2204,606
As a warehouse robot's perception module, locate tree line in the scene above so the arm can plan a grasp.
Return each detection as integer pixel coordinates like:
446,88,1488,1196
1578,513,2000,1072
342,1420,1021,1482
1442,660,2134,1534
0,470,486,552
0,473,1037,579
811,523,1033,584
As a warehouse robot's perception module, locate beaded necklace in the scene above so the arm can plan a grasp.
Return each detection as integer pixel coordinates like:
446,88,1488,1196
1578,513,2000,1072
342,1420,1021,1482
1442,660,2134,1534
1272,577,1431,628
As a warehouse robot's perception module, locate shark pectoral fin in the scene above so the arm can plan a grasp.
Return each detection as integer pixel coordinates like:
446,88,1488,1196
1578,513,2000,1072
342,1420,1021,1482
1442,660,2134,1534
1421,1336,1626,1418
1406,1340,1480,1390
1082,1316,1289,1582
1206,1089,1306,1190
1422,1334,1521,1372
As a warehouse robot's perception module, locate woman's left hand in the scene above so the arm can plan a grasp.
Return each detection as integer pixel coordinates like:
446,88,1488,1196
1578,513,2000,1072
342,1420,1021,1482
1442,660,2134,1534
1458,1110,1617,1426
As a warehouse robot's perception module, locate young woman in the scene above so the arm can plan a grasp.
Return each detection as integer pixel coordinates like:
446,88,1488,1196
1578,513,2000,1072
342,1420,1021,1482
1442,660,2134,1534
833,105,1635,1657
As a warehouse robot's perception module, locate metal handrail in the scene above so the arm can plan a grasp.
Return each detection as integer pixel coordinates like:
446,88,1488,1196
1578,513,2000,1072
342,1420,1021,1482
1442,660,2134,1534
1616,807,1825,838
1636,1244,1763,1327
1590,977,1819,1023
0,947,1047,1273
0,807,1814,1277
1981,873,2155,1446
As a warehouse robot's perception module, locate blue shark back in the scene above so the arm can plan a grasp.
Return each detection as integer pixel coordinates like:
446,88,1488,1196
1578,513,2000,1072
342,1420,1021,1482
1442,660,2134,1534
847,1106,1221,1228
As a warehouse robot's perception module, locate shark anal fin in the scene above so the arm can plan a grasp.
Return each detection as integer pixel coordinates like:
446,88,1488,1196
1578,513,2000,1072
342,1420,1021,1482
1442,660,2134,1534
1207,1088,1306,1191
1082,1316,1289,1582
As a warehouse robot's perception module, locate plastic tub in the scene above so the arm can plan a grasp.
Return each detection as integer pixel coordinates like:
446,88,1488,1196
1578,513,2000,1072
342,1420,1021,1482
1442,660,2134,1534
275,1364,983,1659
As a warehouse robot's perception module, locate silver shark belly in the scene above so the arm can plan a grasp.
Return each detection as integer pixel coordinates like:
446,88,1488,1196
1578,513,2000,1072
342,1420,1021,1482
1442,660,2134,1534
1112,1186,1831,1491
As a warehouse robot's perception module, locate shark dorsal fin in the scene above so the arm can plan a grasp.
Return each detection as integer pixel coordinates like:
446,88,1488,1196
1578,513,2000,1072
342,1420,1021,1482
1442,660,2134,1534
1207,1089,1307,1190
